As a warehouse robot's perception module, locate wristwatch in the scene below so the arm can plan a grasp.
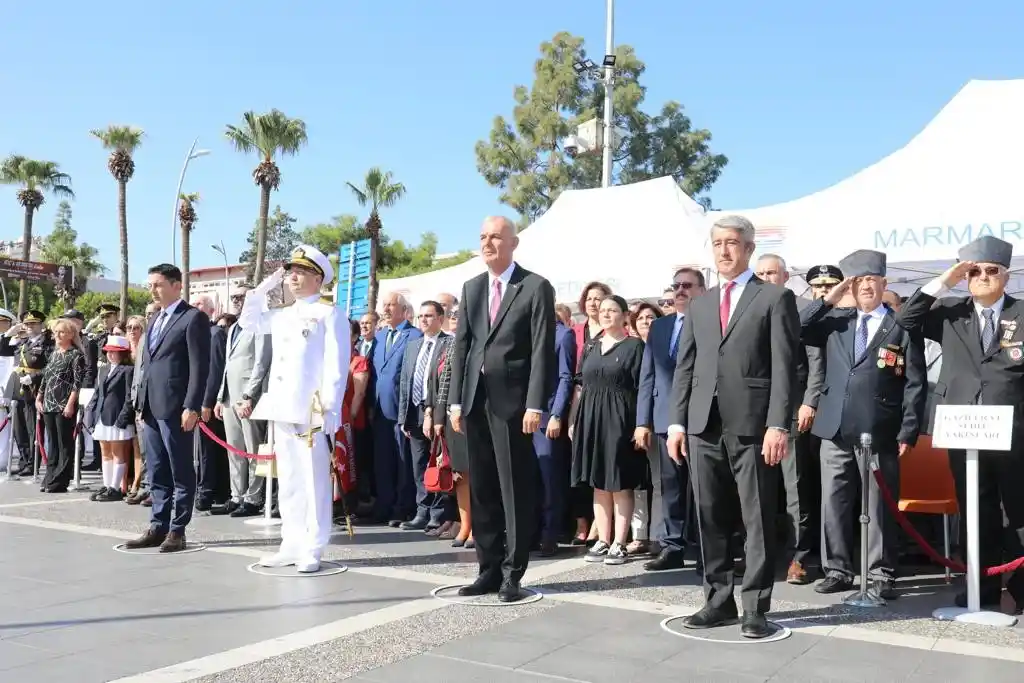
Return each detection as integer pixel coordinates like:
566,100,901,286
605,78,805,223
241,394,252,401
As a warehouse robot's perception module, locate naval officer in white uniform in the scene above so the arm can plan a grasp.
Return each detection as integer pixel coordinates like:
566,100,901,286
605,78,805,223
239,245,350,573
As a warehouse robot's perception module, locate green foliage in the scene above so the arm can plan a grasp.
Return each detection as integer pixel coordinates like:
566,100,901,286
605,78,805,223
0,155,74,203
89,126,145,154
475,32,728,227
39,200,106,305
56,289,151,320
298,215,474,280
225,110,308,163
238,206,300,282
345,168,406,222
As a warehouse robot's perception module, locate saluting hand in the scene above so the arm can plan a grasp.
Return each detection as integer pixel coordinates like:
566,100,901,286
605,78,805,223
941,261,975,288
823,277,855,306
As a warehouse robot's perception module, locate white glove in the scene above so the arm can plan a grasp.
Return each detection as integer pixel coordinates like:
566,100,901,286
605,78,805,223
254,267,286,296
19,375,32,386
321,411,340,436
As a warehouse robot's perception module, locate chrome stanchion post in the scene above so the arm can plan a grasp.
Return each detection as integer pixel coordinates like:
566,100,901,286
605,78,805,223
69,406,86,492
843,432,886,608
245,422,281,534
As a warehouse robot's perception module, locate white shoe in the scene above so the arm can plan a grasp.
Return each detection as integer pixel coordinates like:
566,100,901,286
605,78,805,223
259,552,297,568
296,557,321,573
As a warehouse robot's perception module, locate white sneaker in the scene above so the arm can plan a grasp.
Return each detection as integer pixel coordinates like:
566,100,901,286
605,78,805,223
259,552,297,568
296,557,321,573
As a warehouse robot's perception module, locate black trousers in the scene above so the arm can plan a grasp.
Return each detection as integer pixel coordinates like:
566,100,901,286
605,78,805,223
12,397,37,470
780,426,821,565
196,417,230,505
948,448,1024,601
690,402,779,614
41,412,75,490
465,383,541,583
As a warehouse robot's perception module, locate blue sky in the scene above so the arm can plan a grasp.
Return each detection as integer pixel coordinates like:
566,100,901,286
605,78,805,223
1,1,1020,282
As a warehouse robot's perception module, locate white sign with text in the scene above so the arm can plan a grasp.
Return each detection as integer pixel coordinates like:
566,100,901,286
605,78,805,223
932,405,1015,452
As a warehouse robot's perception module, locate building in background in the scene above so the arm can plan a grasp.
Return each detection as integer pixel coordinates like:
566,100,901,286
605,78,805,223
0,237,44,262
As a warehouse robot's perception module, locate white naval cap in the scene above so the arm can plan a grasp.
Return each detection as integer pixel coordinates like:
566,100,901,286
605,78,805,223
0,308,15,322
285,244,334,287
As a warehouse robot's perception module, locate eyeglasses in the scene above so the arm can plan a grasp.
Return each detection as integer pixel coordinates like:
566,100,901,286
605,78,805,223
968,266,1002,278
670,282,696,291
657,299,673,307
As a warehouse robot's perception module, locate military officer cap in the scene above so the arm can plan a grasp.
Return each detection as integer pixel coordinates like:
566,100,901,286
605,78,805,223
0,308,15,322
806,264,843,286
958,235,1013,268
284,244,335,286
22,310,44,324
839,249,887,278
96,303,120,315
59,309,85,321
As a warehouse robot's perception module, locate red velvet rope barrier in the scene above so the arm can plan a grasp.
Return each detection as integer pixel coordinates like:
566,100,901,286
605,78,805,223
196,421,275,461
0,416,9,434
870,465,1024,577
35,418,48,465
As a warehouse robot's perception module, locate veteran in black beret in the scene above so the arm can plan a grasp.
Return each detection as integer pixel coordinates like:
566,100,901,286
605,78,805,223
800,249,926,600
806,264,844,300
897,235,1024,612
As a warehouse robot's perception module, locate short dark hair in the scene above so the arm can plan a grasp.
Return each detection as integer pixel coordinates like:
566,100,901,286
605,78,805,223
630,302,664,330
602,294,629,314
673,267,706,289
148,263,182,283
421,300,445,317
349,318,360,338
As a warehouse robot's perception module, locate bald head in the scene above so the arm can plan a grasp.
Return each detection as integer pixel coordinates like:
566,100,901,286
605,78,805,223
190,294,216,317
480,216,518,275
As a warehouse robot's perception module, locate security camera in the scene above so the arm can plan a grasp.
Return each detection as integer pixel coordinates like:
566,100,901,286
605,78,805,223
563,135,585,158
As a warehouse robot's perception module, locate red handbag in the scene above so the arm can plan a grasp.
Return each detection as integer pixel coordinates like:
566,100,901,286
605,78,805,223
424,432,454,494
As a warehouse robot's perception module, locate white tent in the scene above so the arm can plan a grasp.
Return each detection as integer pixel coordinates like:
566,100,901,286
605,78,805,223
708,79,1024,294
379,176,709,306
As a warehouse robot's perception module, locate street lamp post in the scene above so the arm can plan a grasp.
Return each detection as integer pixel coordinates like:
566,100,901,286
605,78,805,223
211,242,230,316
601,0,615,188
172,140,211,265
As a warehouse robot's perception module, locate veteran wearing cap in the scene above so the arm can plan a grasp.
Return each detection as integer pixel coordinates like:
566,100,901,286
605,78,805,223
240,245,351,573
897,235,1024,612
0,310,52,476
801,250,926,599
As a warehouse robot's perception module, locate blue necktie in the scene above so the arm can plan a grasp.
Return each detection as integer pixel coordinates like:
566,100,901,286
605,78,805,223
981,309,995,353
669,316,683,360
412,340,433,405
854,315,869,362
385,328,396,354
149,311,169,344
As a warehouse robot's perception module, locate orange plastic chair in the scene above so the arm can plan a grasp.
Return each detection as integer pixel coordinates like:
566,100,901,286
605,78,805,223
898,435,959,580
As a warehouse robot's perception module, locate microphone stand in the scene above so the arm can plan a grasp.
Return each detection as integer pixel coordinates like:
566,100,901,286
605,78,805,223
843,432,886,608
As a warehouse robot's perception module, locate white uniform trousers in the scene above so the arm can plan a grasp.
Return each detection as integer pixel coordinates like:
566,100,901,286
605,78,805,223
274,422,333,559
0,405,12,472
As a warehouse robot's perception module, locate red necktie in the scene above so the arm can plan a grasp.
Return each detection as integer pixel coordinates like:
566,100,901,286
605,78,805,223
489,279,503,324
720,281,735,334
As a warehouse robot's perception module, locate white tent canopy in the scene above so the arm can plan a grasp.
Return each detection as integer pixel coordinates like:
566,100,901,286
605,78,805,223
379,176,708,307
707,79,1024,294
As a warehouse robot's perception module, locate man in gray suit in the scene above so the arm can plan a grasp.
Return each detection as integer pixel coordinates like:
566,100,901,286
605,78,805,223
397,300,450,532
668,215,800,639
215,284,272,517
754,254,827,585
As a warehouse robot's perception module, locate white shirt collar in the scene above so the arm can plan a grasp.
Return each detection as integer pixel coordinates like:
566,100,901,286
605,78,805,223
422,331,440,343
723,269,754,287
857,305,886,320
489,262,516,288
973,295,1006,319
162,299,183,316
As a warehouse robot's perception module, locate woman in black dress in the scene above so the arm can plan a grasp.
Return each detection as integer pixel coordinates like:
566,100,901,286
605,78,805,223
36,318,85,493
569,295,645,565
428,308,473,548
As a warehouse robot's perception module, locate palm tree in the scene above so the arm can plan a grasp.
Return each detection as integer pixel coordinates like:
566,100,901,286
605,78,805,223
224,110,307,283
346,168,407,312
39,236,105,308
177,192,200,296
0,155,74,315
91,125,144,316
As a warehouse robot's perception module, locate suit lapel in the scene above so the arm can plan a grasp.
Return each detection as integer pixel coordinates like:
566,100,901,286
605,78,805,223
721,279,760,344
103,364,119,388
838,311,857,365
149,303,188,355
984,295,1018,361
487,266,525,342
854,310,894,368
228,324,241,355
385,323,408,364
952,302,982,364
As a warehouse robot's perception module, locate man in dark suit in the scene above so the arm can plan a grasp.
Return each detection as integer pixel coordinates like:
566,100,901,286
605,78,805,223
397,300,450,532
533,312,576,556
371,292,423,524
191,294,229,511
800,250,926,600
636,266,707,571
125,264,211,553
449,215,555,602
896,235,1024,612
668,215,800,638
754,255,828,585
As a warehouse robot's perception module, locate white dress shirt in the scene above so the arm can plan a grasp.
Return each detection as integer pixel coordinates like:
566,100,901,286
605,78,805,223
413,333,439,405
854,305,887,350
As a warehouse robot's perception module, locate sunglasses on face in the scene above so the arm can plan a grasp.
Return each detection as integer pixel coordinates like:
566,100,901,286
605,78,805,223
670,282,696,291
657,299,673,307
968,266,1002,278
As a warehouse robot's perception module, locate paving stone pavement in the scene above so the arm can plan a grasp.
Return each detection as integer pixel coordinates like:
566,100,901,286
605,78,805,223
1,477,1023,682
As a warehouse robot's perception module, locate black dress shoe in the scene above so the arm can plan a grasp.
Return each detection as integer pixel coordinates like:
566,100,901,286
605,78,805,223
681,605,738,629
210,501,239,516
740,612,771,639
457,574,501,597
387,519,403,528
537,540,558,557
815,575,854,594
229,502,262,518
498,579,524,603
872,580,899,600
194,501,212,513
644,549,686,572
400,517,428,531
